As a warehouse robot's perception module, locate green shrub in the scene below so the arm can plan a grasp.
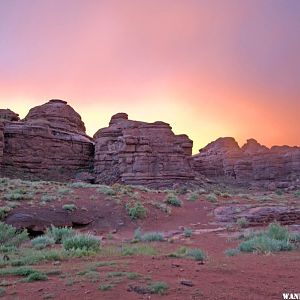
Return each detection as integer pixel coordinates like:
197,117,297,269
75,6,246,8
69,182,93,188
236,217,249,228
4,189,32,201
267,222,289,241
41,195,58,202
99,284,114,291
183,228,192,238
225,248,240,256
148,281,169,295
25,271,48,282
62,204,77,211
31,236,55,249
46,226,75,244
0,267,38,277
165,194,182,207
121,244,157,256
97,185,116,196
170,247,206,261
0,207,11,221
63,234,100,251
239,235,293,254
141,232,164,242
187,191,199,202
126,201,147,220
186,248,206,261
205,193,218,203
0,222,28,250
58,188,73,195
133,228,142,241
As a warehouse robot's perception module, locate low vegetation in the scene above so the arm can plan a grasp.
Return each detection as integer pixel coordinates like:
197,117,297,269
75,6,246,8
205,193,218,203
63,233,101,252
126,201,147,220
170,246,207,261
164,194,182,207
0,222,28,251
227,223,298,255
62,204,77,211
148,281,169,295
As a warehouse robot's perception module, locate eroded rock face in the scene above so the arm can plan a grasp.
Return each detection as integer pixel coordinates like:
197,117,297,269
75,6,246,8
193,137,300,186
2,100,94,181
94,113,194,187
0,109,20,121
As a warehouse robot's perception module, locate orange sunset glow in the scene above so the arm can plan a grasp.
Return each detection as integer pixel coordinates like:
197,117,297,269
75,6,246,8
0,0,299,153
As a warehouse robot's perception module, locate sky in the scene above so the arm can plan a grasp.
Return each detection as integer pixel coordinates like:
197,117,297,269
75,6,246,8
0,0,299,153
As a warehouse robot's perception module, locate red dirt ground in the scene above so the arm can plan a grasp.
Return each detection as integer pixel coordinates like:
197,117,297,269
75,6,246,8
1,186,300,299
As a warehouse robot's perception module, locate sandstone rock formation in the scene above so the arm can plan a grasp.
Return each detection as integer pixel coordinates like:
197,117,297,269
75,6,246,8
1,100,94,181
94,113,194,187
0,109,20,121
193,137,300,187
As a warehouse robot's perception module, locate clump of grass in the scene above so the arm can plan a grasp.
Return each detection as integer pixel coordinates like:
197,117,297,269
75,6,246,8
0,207,11,221
58,188,73,195
120,244,157,256
170,246,206,261
164,194,182,207
133,228,164,242
63,233,100,252
99,284,114,291
225,248,240,256
62,204,77,211
148,281,169,295
205,193,218,203
141,232,164,242
31,236,55,249
236,217,249,228
106,271,140,279
97,185,116,196
151,202,172,214
186,248,206,261
238,222,294,254
0,222,28,250
41,195,58,202
183,228,193,238
69,182,93,188
25,271,48,282
187,191,199,202
126,201,147,220
46,226,75,244
4,189,32,201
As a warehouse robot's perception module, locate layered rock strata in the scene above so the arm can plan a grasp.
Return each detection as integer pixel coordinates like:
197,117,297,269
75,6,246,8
94,113,194,186
1,100,94,180
193,137,300,187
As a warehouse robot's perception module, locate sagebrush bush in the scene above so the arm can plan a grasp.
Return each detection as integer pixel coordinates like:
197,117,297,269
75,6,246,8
126,201,147,220
148,281,169,295
183,228,193,238
186,248,206,261
0,222,28,250
97,185,116,196
165,194,182,207
237,217,249,228
46,226,75,243
63,234,100,251
187,191,199,202
0,207,11,221
141,232,164,242
205,193,218,203
238,222,294,254
31,235,55,249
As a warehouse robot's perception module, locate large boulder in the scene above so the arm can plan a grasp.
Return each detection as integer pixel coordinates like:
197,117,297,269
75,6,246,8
1,100,94,181
94,113,194,187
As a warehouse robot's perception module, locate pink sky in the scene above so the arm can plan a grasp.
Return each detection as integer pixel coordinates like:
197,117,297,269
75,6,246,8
0,0,299,153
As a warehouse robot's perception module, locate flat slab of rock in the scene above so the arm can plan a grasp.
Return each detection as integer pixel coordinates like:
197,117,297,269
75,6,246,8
214,204,300,225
